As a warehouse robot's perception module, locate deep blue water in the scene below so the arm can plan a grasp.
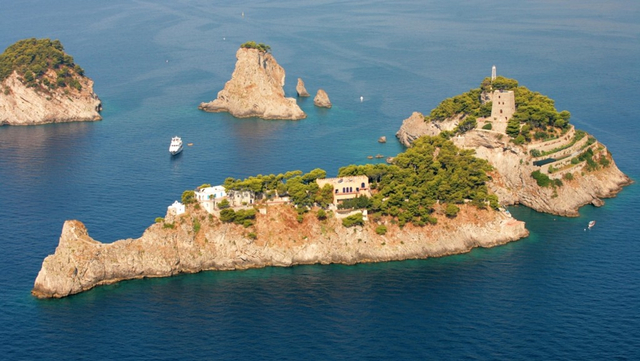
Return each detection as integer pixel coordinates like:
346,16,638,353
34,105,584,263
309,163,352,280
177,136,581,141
1,1,639,360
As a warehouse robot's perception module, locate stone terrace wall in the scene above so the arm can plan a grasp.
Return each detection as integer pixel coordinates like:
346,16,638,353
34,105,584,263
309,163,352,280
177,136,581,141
532,133,590,163
527,126,575,154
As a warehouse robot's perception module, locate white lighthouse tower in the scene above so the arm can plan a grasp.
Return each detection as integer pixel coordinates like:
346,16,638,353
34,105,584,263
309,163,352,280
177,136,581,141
491,65,497,81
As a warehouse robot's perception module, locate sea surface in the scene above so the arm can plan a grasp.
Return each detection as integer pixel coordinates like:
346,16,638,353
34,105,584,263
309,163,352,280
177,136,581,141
1,1,639,360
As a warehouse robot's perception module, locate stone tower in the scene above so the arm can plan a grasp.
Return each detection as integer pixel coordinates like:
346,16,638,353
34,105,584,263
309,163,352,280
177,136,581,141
491,65,496,81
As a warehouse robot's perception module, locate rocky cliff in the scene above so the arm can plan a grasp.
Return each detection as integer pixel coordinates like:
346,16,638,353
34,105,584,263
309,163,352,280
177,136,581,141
0,72,101,125
396,116,631,216
32,205,527,298
198,47,306,120
396,112,457,147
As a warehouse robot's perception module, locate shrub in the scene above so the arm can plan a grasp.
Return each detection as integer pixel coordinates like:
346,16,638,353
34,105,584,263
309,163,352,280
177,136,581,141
163,222,175,229
563,172,574,181
342,213,364,228
531,170,551,187
482,122,492,130
155,217,164,223
218,199,230,209
248,232,257,240
599,157,610,167
316,209,327,220
375,225,387,235
219,209,236,223
193,218,201,233
530,149,541,157
445,203,460,218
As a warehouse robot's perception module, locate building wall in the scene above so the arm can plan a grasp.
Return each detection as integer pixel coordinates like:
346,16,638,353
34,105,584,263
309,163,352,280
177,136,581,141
489,90,516,123
316,175,371,204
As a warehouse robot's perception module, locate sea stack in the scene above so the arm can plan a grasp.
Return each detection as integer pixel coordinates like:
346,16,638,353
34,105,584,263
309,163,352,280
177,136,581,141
296,78,310,97
198,42,306,120
0,38,102,126
314,89,331,108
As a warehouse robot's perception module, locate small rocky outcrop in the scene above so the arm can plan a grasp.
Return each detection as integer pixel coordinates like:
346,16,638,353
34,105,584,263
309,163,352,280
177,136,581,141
395,112,458,147
314,89,331,108
32,205,527,298
198,47,306,120
0,38,102,126
296,78,310,97
378,136,387,143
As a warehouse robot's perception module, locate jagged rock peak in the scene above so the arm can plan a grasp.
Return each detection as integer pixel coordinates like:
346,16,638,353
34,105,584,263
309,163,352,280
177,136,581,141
314,89,331,108
0,38,102,126
198,45,306,120
296,78,310,97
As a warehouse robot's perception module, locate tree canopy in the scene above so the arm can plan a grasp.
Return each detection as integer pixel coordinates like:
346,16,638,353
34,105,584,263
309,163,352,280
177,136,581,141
240,41,271,53
0,38,85,90
425,75,571,142
338,136,498,227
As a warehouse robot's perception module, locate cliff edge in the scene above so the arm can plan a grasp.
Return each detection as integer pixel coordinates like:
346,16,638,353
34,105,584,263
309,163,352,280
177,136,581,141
32,205,527,298
0,38,101,126
198,46,306,120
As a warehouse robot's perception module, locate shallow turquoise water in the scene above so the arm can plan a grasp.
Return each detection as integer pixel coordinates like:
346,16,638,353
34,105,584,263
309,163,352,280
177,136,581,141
1,1,639,359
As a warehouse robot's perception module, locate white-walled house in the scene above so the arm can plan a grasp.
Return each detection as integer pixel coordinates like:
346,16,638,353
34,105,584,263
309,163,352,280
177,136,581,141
196,186,227,213
167,200,185,216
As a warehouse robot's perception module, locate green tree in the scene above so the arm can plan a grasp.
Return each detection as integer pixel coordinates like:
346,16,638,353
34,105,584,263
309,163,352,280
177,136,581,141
182,190,195,204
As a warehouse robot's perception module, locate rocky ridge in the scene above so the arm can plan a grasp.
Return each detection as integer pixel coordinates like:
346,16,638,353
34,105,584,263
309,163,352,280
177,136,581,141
0,71,102,126
32,205,527,298
198,47,305,120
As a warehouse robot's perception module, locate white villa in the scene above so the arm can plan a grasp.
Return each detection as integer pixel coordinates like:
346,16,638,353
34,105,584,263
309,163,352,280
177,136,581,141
196,185,227,213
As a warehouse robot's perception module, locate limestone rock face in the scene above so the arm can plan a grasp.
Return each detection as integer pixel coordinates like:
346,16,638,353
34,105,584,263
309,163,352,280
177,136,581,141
198,48,306,120
32,205,527,298
314,89,331,108
395,112,458,147
451,130,632,216
0,72,102,126
296,78,310,97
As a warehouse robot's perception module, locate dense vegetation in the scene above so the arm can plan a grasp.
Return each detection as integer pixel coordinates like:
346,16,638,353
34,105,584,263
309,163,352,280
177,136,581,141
187,136,499,229
223,168,333,208
0,38,85,91
426,76,571,143
240,41,271,53
338,136,498,227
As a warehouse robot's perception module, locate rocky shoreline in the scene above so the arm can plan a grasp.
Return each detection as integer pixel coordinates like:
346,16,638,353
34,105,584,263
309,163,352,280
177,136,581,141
32,205,527,299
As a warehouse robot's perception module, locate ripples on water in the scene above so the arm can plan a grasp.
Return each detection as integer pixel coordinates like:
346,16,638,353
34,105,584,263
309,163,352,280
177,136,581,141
1,0,639,360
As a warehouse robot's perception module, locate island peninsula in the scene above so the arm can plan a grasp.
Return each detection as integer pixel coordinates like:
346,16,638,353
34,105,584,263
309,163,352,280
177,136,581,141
33,135,528,299
198,42,306,120
32,70,630,299
0,38,102,126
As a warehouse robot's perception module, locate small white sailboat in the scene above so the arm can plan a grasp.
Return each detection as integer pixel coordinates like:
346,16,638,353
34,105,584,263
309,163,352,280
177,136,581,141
169,136,183,155
588,220,596,229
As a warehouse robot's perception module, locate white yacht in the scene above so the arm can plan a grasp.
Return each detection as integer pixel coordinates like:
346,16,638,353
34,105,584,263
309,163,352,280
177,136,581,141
169,136,183,155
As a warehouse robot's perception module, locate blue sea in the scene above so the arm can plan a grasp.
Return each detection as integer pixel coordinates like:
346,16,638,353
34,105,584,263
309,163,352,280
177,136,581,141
1,1,639,359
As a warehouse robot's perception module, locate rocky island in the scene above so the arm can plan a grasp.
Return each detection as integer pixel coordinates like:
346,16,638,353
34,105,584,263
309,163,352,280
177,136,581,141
0,38,102,126
396,71,631,216
33,136,528,298
198,42,306,120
